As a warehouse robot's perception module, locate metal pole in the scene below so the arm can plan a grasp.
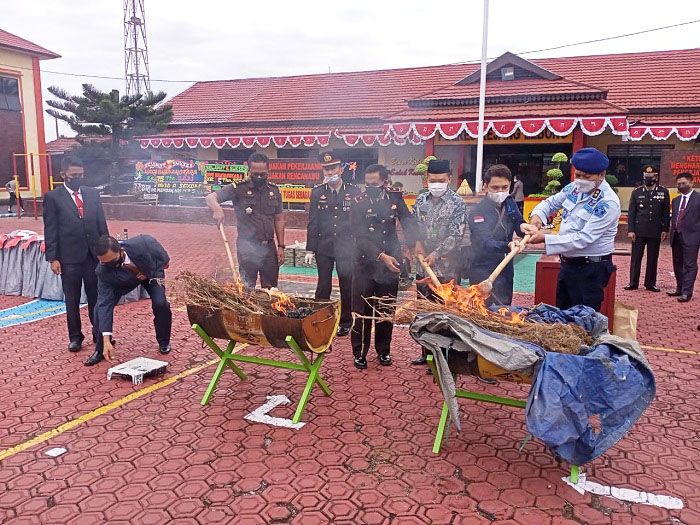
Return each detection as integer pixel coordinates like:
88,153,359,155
30,154,37,220
474,0,489,193
132,0,140,95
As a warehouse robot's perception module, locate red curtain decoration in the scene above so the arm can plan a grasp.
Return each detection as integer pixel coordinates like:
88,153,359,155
138,118,700,148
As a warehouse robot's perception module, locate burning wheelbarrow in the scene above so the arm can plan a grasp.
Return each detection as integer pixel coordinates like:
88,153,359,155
178,272,340,424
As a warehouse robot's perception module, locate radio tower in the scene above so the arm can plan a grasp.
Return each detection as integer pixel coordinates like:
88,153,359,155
123,0,151,97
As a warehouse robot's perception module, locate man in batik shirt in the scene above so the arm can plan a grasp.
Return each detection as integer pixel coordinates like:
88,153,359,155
411,159,468,367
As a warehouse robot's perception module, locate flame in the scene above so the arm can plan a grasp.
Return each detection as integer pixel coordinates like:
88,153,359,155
268,289,296,315
429,280,525,325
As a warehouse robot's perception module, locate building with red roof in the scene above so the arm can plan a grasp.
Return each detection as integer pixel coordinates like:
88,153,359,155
0,28,60,196
140,48,700,206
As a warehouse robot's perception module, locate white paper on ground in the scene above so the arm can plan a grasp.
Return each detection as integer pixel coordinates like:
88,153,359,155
244,395,305,430
563,474,683,510
45,447,67,457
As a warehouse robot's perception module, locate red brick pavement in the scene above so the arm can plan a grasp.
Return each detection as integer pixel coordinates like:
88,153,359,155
1,217,699,524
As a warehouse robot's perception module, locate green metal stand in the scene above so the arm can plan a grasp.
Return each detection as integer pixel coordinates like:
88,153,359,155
192,324,332,424
426,354,579,482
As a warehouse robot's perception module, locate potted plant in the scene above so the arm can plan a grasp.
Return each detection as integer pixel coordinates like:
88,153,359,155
524,152,568,228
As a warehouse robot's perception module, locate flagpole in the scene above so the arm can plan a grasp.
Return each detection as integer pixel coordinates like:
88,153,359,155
475,0,489,192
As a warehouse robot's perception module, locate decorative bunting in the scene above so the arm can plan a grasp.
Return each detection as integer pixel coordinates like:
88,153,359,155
213,138,227,148
491,120,519,137
412,123,437,140
519,119,547,137
580,118,607,136
546,118,577,136
256,136,271,147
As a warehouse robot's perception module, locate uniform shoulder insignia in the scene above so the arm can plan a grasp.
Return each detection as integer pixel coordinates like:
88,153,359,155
386,186,401,193
354,193,367,203
267,181,278,188
592,189,601,199
593,202,609,218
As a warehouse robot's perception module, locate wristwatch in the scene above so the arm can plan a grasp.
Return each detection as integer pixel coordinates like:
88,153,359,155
278,244,286,249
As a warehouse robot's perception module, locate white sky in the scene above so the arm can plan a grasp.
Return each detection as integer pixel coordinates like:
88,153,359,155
3,0,699,141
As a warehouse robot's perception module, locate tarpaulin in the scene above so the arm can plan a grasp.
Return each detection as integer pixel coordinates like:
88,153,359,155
409,307,655,466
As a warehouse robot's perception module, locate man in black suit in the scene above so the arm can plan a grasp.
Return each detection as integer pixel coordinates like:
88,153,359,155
86,234,172,366
43,156,108,351
668,173,700,302
306,151,361,336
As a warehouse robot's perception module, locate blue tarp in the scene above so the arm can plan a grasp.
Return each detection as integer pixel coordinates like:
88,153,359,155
412,304,655,466
525,341,655,465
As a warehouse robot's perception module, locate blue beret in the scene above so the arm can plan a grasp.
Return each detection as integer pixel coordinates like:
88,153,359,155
571,147,609,174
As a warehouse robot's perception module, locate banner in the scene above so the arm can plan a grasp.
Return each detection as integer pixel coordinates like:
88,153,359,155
201,161,248,191
279,185,312,203
268,159,322,186
134,160,204,195
660,150,700,187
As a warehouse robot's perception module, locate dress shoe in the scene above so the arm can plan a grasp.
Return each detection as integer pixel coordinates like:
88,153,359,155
645,285,661,292
411,356,428,365
477,376,498,385
623,284,638,291
667,290,682,297
353,356,367,369
68,340,82,352
84,350,104,366
678,295,691,303
379,355,392,366
336,326,350,337
159,344,171,355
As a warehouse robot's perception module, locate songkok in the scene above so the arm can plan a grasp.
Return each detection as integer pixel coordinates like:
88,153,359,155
427,159,450,174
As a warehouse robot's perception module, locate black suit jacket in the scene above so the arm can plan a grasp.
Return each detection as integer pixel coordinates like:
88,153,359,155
43,186,109,264
670,191,700,246
306,182,361,258
95,234,170,334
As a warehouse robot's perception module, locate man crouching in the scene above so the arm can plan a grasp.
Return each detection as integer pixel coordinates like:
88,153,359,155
85,234,172,366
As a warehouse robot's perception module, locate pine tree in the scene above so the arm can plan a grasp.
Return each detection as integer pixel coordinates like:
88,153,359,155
47,84,173,193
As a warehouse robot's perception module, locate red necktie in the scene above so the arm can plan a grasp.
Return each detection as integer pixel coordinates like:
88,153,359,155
73,191,84,219
677,195,688,231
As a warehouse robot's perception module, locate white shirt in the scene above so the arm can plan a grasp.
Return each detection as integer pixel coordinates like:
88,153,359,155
531,180,621,257
102,250,133,337
62,183,83,210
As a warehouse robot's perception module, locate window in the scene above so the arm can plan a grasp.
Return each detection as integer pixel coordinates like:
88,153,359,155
607,145,674,187
0,76,21,111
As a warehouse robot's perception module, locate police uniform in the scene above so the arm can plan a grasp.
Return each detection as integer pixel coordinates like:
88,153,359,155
531,148,621,311
307,152,361,331
214,179,283,288
350,186,422,361
469,195,525,306
626,166,670,290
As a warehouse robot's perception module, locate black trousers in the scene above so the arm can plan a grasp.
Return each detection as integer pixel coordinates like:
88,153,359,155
351,268,398,359
237,239,279,289
8,192,22,210
671,234,700,297
60,255,98,344
94,280,172,354
315,253,353,329
556,260,615,312
629,235,661,288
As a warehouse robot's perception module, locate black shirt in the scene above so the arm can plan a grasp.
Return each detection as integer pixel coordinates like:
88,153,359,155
627,185,670,238
307,182,361,257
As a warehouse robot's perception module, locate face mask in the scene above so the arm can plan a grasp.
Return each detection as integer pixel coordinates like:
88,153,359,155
366,185,383,200
678,184,691,194
643,176,656,187
251,174,268,187
487,191,509,204
428,182,448,197
324,174,340,184
574,179,597,194
65,177,83,191
103,254,124,267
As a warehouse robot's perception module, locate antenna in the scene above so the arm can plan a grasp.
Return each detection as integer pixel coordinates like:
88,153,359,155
124,0,151,97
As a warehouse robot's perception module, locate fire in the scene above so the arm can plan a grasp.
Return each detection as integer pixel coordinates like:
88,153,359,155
268,289,296,315
429,280,525,325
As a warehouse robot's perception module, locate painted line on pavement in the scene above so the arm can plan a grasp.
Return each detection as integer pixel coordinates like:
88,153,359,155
641,344,699,355
0,299,70,329
0,346,248,462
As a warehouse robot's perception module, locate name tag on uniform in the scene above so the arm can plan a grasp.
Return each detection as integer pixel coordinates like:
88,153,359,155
473,216,484,223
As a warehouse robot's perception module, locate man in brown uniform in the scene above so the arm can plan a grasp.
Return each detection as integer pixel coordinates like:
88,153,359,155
206,152,285,288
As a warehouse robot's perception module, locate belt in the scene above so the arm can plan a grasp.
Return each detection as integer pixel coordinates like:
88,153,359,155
560,254,612,264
